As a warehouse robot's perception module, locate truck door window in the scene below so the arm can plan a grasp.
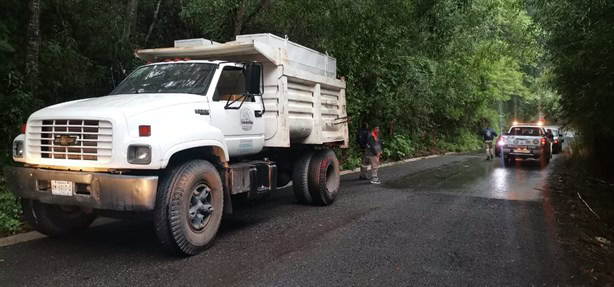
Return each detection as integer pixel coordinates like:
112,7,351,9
213,67,254,102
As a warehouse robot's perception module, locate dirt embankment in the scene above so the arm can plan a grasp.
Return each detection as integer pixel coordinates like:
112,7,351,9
549,156,614,286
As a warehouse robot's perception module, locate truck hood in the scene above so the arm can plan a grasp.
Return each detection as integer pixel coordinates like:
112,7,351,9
31,93,208,119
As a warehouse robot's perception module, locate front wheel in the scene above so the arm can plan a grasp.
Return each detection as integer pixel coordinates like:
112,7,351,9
154,160,224,256
21,199,96,236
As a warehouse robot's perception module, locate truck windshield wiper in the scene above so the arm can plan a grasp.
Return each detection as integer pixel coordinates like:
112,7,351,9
188,70,214,95
125,75,139,94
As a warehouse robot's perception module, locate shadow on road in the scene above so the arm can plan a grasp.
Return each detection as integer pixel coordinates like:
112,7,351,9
3,187,299,259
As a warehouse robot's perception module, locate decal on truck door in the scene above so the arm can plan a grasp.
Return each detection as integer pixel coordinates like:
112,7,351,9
240,106,254,131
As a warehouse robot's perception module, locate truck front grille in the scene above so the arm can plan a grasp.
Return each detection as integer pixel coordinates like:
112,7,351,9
28,119,113,161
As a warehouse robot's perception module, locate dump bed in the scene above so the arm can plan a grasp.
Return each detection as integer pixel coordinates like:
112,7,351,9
135,34,348,148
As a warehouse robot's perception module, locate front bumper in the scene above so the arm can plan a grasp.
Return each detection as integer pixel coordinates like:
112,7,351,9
3,166,158,211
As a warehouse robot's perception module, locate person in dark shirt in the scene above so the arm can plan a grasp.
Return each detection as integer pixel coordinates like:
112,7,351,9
483,127,497,160
359,126,382,184
357,123,370,180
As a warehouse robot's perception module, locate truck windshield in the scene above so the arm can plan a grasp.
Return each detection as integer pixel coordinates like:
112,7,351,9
509,127,543,136
110,63,215,95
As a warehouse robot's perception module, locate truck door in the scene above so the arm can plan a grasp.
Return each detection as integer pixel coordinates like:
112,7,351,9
208,64,265,157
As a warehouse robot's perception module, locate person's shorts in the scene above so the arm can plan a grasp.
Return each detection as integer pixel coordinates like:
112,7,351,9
484,140,493,149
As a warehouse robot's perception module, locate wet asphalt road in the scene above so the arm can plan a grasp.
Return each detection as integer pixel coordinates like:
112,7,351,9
0,152,578,286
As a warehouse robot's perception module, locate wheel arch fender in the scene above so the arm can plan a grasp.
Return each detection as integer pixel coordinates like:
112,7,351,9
161,140,229,169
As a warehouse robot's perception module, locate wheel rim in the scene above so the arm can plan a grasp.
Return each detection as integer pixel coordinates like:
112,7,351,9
188,183,214,231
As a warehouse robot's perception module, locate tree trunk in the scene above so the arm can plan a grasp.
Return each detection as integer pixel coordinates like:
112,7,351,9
25,0,41,94
145,0,163,44
234,0,246,36
123,0,139,42
234,0,272,36
242,0,271,28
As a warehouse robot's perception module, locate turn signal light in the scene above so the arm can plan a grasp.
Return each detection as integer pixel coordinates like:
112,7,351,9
139,125,151,137
20,123,26,134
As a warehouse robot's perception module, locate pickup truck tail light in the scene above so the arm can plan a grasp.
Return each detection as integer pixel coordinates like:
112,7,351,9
20,123,26,134
540,138,546,145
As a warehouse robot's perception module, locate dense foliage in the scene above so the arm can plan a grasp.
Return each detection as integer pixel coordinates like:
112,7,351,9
0,0,546,165
0,180,23,235
0,0,554,229
533,0,614,170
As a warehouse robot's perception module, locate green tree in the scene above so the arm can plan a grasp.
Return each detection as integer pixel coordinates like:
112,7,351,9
534,0,614,170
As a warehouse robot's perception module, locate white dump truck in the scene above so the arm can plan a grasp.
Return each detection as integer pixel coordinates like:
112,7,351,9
4,34,348,255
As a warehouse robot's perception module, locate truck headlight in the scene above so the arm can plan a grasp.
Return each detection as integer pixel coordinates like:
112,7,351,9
13,140,24,158
497,140,505,146
127,145,151,164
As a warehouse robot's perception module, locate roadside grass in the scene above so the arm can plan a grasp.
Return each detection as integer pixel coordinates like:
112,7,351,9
0,177,24,237
338,131,481,171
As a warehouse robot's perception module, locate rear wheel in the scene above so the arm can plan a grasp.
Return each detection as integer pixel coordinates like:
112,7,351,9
21,199,96,236
292,151,315,204
154,160,223,256
308,149,340,206
503,156,513,167
277,172,292,188
540,151,550,165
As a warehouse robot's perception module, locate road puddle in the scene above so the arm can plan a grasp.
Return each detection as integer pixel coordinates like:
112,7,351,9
386,156,550,201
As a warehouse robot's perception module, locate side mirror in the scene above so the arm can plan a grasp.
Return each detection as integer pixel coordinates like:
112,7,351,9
244,63,262,95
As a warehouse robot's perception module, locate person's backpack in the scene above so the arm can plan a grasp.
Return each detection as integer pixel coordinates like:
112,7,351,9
358,129,369,149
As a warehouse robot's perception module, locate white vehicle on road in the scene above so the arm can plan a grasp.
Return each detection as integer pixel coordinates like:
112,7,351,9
498,123,553,166
4,34,349,255
545,125,564,154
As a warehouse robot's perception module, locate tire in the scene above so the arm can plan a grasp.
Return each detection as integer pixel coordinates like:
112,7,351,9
503,156,513,167
308,149,340,206
277,172,292,188
540,151,550,165
292,151,315,204
21,199,96,237
154,160,224,256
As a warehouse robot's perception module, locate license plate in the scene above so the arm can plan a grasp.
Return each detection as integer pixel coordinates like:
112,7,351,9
513,148,529,153
51,180,73,196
